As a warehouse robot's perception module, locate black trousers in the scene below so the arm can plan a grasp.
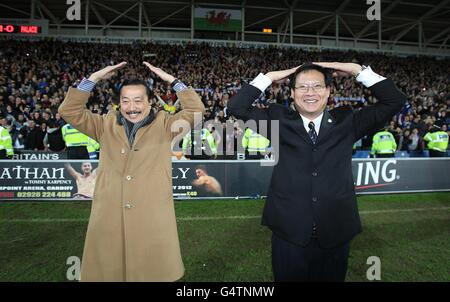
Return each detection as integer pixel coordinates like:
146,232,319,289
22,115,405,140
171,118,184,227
429,150,447,157
375,153,395,158
0,149,7,159
67,146,89,159
271,233,350,282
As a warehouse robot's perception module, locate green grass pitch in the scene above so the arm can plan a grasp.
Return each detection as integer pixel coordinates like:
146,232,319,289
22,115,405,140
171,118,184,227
0,192,449,282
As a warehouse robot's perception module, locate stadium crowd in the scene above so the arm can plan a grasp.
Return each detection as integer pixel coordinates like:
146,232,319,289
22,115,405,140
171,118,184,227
0,38,449,157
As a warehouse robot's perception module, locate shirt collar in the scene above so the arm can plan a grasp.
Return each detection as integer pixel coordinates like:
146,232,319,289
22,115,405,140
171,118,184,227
299,112,324,134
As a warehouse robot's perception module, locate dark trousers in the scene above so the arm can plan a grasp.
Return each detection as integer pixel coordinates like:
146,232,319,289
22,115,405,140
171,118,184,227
375,153,395,158
67,146,89,159
429,150,447,157
0,149,7,159
271,233,350,282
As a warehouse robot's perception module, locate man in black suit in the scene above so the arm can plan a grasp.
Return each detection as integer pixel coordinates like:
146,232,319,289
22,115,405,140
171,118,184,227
227,62,406,281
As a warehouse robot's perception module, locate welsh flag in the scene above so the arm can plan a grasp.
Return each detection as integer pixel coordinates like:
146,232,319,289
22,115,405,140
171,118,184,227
194,8,242,32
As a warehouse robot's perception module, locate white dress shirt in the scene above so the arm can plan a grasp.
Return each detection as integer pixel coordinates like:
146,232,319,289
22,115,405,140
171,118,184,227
300,113,323,135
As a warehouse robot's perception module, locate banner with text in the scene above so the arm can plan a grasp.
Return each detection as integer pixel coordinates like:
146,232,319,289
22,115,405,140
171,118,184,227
0,159,449,201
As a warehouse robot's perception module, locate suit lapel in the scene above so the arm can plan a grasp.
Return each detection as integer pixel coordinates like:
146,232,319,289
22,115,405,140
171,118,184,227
285,109,313,145
316,110,335,145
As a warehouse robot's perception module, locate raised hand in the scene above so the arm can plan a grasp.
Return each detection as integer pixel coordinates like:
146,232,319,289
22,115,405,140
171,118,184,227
143,62,176,84
265,65,300,82
88,62,127,83
313,62,362,78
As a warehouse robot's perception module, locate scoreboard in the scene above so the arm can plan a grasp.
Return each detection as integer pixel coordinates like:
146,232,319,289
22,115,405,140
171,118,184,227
0,24,41,34
0,18,48,35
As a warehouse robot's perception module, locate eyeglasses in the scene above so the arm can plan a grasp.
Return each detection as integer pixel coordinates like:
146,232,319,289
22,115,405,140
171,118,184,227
294,84,326,93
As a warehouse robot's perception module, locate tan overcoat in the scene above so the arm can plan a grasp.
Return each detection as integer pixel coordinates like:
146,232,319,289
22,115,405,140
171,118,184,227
59,87,205,281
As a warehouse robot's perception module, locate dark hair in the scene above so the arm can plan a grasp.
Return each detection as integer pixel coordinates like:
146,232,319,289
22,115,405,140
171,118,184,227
289,63,333,90
195,165,207,172
118,79,153,100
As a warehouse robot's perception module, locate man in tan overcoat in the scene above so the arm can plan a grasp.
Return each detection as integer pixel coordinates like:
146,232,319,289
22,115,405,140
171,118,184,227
59,62,205,281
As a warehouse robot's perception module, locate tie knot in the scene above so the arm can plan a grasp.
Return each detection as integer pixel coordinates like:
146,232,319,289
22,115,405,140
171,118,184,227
308,121,315,130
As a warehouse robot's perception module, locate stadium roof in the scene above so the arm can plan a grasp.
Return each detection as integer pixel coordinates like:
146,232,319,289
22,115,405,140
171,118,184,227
1,0,450,48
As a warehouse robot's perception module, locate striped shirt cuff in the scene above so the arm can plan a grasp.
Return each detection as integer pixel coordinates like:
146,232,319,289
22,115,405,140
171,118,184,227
77,78,96,92
172,81,188,92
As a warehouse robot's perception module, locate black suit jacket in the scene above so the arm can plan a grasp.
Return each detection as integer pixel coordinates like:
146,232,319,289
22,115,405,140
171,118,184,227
227,79,406,248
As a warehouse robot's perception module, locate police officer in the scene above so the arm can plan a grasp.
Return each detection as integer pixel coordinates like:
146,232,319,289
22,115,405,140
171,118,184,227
424,126,449,157
0,123,14,159
61,123,90,159
242,127,270,159
87,137,100,160
371,129,397,158
182,128,217,159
